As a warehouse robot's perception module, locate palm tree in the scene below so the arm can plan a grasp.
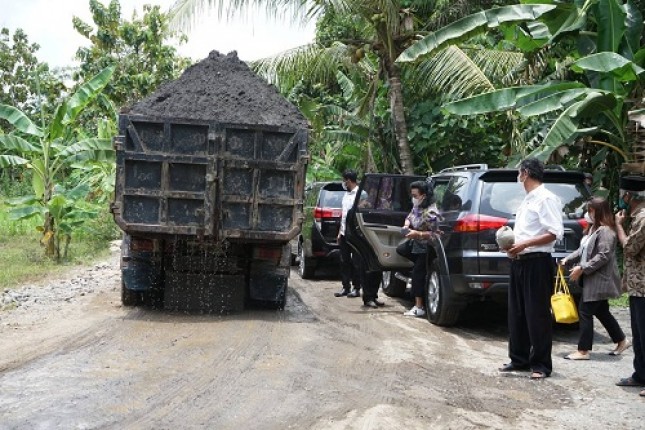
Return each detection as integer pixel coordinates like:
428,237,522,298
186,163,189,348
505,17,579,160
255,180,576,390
169,0,442,174
170,1,546,174
402,0,644,176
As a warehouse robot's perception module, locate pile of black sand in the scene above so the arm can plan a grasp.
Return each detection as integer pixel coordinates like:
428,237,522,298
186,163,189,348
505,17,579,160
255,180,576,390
126,51,308,129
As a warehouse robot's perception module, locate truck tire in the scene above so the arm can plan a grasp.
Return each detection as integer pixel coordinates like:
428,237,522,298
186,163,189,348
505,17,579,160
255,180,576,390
121,281,143,306
143,283,164,309
425,261,461,326
275,289,287,310
381,271,406,297
298,243,316,279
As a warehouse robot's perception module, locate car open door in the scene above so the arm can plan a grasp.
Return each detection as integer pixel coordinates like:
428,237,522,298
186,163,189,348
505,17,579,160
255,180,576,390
345,174,425,272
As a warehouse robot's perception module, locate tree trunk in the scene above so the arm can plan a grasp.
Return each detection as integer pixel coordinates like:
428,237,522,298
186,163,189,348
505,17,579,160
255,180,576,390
385,62,414,174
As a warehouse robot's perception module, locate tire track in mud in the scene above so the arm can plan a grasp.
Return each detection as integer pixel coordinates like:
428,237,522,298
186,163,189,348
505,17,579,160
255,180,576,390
113,290,323,428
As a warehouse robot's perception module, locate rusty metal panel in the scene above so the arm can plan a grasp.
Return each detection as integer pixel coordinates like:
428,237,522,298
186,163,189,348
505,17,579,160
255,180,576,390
113,114,308,242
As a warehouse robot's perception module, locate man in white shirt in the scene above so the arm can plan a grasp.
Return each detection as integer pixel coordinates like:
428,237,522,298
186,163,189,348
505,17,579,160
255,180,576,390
334,170,362,298
499,158,564,380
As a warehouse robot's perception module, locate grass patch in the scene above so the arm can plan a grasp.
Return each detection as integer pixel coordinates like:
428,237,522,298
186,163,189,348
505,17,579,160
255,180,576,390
0,203,117,290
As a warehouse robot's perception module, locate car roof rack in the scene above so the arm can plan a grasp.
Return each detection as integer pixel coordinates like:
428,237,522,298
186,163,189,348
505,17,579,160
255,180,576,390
439,164,488,173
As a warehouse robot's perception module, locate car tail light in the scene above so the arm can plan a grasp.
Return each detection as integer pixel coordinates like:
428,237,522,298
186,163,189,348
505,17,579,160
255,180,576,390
577,218,589,230
454,214,509,232
314,207,342,220
253,246,282,262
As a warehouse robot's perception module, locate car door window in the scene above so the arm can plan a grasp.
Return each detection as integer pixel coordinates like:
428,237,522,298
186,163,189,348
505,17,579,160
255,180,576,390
348,174,424,271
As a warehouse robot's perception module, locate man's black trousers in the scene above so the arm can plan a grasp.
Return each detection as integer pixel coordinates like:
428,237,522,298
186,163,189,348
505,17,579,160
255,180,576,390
508,253,554,376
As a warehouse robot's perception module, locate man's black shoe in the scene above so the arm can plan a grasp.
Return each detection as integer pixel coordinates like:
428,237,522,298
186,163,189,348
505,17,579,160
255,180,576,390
373,298,385,307
334,289,350,297
498,363,530,372
347,289,360,298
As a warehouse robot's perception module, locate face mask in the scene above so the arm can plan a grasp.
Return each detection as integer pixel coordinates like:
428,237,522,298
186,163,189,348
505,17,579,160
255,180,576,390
584,212,593,224
412,197,421,207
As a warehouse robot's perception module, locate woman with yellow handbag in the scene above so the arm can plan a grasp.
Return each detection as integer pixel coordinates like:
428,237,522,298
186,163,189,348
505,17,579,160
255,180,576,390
560,197,629,360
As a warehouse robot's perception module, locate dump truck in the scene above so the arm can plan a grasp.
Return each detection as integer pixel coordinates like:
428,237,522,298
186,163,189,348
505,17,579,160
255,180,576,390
111,51,308,311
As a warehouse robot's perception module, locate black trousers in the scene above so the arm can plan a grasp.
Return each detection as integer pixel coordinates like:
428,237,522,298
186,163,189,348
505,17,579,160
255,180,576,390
577,299,625,351
410,253,427,299
630,296,645,383
508,254,554,375
362,270,382,302
339,235,361,291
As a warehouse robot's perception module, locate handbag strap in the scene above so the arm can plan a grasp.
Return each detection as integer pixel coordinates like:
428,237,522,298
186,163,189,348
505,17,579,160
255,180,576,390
555,266,571,295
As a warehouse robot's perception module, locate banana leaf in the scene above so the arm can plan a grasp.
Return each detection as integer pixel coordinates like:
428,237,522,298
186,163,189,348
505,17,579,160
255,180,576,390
516,88,606,117
57,138,115,162
0,154,29,168
8,205,45,221
0,134,39,153
443,82,585,115
0,105,43,137
397,4,557,62
64,65,115,124
49,65,115,140
527,92,617,161
571,52,644,81
624,1,644,56
596,0,625,53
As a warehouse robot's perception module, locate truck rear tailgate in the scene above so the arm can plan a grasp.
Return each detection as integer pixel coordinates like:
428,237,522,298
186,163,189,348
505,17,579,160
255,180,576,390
112,115,307,241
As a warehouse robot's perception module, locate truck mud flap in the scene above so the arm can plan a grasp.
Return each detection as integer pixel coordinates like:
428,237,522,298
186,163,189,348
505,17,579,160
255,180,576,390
121,254,162,293
249,264,288,303
164,271,245,313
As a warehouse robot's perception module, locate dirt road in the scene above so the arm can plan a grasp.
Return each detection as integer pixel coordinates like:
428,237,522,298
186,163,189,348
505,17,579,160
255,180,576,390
0,249,643,429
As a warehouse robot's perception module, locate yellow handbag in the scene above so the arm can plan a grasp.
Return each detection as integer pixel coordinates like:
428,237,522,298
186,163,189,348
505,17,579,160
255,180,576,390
551,266,579,324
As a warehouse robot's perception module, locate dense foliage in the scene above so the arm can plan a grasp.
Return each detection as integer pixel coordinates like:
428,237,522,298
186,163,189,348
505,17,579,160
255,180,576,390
73,0,191,115
1,0,192,261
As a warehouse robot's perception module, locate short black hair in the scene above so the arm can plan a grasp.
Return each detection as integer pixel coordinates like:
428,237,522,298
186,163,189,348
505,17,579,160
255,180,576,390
342,170,358,183
519,158,544,182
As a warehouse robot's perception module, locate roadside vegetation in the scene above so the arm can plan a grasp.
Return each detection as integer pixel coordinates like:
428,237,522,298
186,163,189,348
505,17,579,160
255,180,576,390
0,0,189,288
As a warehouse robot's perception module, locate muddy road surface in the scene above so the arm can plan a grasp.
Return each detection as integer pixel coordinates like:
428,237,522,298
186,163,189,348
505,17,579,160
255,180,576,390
0,249,643,429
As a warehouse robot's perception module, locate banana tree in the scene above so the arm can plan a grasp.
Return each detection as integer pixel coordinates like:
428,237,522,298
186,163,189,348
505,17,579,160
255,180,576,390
0,65,115,259
404,0,645,167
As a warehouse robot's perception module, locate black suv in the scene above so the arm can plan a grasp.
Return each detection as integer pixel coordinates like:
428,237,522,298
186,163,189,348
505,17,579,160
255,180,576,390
346,164,591,326
295,181,346,278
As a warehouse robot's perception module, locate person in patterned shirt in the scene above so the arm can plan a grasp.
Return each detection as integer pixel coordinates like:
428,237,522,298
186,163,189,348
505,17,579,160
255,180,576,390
614,175,645,397
401,180,441,317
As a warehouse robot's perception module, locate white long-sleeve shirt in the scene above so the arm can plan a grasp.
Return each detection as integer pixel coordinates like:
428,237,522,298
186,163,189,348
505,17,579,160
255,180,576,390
339,186,358,236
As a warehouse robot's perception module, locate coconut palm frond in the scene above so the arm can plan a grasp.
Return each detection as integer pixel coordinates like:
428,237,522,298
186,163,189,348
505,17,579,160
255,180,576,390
251,42,351,92
168,0,313,31
463,48,526,84
414,45,495,99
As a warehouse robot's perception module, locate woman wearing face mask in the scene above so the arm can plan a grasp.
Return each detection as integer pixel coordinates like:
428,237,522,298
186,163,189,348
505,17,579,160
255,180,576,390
560,197,629,360
401,181,441,317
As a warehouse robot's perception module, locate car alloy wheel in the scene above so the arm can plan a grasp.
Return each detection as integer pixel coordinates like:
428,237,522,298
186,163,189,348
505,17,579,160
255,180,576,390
426,269,440,316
